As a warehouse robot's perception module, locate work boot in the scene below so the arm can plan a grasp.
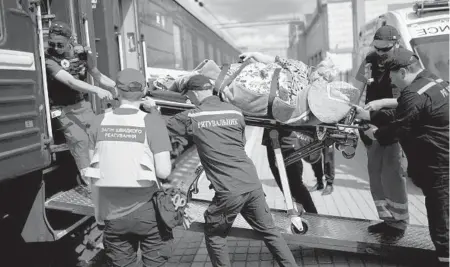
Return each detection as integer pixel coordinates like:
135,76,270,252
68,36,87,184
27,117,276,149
368,222,405,237
322,183,334,195
309,182,324,192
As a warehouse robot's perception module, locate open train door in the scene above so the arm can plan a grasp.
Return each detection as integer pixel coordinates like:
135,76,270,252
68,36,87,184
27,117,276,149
0,0,55,244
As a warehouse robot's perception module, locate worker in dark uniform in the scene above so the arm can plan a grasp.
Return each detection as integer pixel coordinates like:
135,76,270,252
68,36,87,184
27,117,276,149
356,48,449,265
45,21,115,185
352,25,409,235
309,145,335,195
143,74,298,267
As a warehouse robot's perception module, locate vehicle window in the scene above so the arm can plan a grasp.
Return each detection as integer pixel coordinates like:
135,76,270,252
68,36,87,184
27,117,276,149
0,3,4,44
412,35,449,81
173,24,183,69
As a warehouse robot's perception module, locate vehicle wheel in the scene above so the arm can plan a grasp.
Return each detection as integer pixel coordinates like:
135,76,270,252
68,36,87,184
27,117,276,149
291,218,308,234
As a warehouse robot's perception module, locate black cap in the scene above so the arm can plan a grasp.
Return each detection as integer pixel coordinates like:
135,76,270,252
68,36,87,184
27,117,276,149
372,25,401,48
181,74,214,95
116,68,146,92
385,48,419,71
49,21,72,38
374,25,400,41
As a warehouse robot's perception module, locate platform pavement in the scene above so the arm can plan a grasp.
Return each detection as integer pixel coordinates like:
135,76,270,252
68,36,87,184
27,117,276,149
163,228,414,267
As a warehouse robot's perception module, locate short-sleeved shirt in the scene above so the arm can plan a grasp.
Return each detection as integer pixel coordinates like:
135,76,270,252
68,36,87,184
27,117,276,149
166,96,262,196
87,105,172,221
45,47,88,106
356,51,400,145
374,70,449,180
356,51,401,103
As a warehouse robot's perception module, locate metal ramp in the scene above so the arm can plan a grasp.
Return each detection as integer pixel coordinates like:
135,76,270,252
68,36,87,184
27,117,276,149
45,147,435,261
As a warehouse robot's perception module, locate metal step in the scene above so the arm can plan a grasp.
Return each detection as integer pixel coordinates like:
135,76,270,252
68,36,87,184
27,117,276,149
44,186,434,260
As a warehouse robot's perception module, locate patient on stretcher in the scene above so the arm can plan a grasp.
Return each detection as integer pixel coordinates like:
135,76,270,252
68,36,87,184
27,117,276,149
148,52,361,126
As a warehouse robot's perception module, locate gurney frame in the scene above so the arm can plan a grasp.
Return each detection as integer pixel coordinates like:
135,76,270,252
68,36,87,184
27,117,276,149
152,98,361,234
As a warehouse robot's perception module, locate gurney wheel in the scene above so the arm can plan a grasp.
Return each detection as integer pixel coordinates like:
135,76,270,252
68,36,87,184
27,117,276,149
342,150,355,159
291,218,308,235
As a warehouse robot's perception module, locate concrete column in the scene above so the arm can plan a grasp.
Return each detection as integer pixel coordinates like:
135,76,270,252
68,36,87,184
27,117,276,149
351,0,365,70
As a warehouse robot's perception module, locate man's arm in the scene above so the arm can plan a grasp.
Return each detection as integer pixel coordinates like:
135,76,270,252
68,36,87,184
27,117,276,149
86,53,116,90
166,111,191,137
375,92,425,140
351,59,369,93
146,113,173,180
141,97,191,138
46,59,112,99
86,115,104,162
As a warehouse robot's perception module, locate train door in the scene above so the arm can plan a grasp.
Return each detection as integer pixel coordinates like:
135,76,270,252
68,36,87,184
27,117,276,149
118,0,142,70
92,1,122,80
0,0,52,181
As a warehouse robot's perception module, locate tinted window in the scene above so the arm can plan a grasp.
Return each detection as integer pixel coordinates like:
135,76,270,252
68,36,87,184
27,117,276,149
412,35,449,81
0,3,4,43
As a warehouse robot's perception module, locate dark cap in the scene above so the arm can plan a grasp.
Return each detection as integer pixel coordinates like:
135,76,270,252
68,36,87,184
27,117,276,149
116,68,146,92
374,25,400,41
372,25,400,48
181,74,214,95
49,21,72,38
385,48,419,71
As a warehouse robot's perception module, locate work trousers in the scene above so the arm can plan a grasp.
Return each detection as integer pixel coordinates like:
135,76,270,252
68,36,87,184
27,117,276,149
204,188,298,267
419,174,449,264
266,145,318,213
311,145,335,185
367,141,409,230
55,100,95,175
103,200,174,267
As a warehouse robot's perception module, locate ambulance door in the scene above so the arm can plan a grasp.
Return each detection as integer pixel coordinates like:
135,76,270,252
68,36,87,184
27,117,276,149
0,0,52,181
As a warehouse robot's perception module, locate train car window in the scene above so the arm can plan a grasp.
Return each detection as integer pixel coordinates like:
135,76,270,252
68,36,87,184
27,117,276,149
173,24,183,69
0,2,4,44
185,31,194,69
208,43,214,60
192,36,199,66
216,49,221,65
197,37,205,62
156,12,166,28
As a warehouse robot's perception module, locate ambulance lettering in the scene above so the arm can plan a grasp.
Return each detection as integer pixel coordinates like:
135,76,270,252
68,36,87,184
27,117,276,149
412,24,450,37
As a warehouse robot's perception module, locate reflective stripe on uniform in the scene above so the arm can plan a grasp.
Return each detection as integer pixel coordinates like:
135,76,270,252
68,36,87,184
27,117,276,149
417,81,437,95
375,200,409,221
374,200,387,207
386,198,408,210
188,110,243,118
438,257,449,263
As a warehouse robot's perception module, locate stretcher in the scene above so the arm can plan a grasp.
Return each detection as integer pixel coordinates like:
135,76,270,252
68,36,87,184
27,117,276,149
45,99,435,262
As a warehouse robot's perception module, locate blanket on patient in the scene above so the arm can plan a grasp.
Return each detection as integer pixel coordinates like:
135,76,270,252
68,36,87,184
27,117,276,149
148,55,360,124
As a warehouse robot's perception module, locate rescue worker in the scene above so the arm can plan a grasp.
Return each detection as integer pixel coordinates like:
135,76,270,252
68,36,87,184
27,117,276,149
351,25,409,235
45,21,115,185
309,145,335,195
356,48,449,266
143,74,299,267
86,69,174,266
